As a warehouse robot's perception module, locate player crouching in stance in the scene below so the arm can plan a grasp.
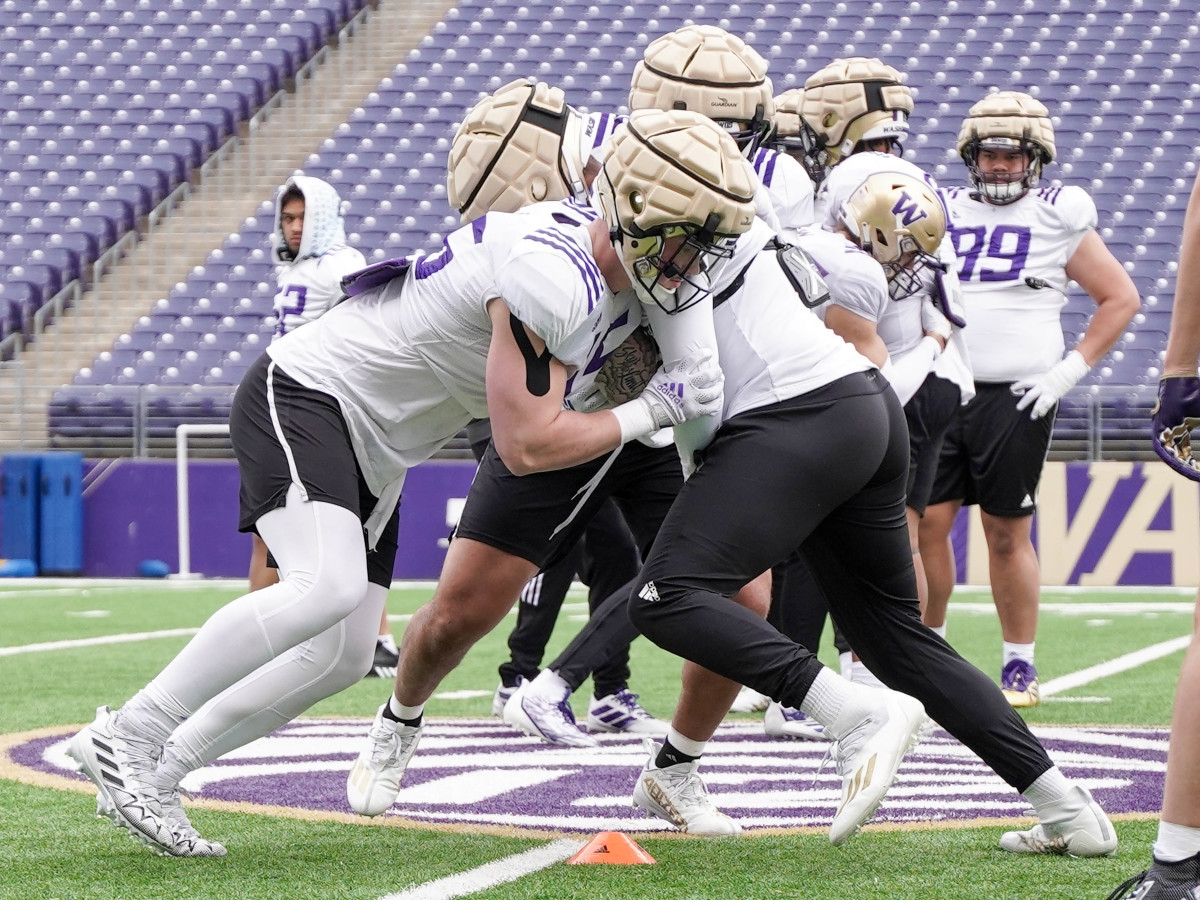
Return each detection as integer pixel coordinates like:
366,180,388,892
65,110,749,857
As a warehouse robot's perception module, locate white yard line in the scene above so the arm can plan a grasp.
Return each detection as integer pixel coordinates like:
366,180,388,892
377,839,585,900
1040,635,1193,697
0,628,199,656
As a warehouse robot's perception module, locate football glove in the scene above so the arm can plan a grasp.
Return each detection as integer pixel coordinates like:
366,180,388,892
1012,350,1089,420
920,296,954,344
612,349,724,443
1152,375,1200,481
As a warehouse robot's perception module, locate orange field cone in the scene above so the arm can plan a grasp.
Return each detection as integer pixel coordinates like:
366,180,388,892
567,831,656,865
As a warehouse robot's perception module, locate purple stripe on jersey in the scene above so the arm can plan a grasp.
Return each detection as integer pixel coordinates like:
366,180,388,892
414,240,454,280
551,199,599,227
527,230,603,312
472,216,487,243
753,147,778,187
591,113,611,153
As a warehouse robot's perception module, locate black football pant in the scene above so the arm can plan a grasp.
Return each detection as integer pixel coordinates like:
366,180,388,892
629,372,1054,792
496,498,641,697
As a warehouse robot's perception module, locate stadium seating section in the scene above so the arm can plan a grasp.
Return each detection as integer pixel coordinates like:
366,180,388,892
0,0,1189,450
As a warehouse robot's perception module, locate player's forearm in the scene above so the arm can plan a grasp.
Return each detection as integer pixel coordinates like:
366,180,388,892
492,410,623,476
1074,288,1140,367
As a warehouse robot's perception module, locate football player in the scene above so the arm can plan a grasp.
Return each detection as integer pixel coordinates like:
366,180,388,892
247,176,399,678
450,79,666,739
66,109,750,857
918,91,1139,707
1109,169,1200,899
751,57,973,737
508,23,828,739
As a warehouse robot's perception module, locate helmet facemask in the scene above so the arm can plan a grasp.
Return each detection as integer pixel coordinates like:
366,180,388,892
711,103,772,158
964,135,1044,204
623,214,738,313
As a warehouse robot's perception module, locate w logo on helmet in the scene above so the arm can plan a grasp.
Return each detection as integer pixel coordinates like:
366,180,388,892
891,191,928,225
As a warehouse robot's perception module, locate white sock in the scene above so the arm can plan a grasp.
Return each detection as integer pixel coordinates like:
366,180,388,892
930,623,947,639
850,659,886,689
1021,768,1077,821
799,666,856,728
1003,641,1035,665
117,684,191,746
528,668,571,699
1154,821,1200,862
377,633,397,655
665,727,707,758
387,695,423,721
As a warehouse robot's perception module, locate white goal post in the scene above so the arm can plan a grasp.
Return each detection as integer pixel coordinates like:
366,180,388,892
173,423,232,579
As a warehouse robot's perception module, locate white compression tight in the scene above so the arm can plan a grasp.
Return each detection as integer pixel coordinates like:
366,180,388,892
156,581,385,785
123,486,377,746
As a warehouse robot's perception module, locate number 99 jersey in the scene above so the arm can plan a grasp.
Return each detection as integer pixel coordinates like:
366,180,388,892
940,184,1097,383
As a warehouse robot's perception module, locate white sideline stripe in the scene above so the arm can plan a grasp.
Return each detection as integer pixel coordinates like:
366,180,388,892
377,839,585,900
1041,635,1193,697
0,628,199,656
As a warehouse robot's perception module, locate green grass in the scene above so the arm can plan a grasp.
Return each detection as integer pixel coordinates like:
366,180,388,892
0,582,1189,899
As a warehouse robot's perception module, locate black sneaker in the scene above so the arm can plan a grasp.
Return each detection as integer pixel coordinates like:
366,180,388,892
366,641,398,679
1106,853,1200,899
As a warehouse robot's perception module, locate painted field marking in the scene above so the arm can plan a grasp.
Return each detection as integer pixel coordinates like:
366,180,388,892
0,628,199,657
1040,635,1192,697
377,838,585,900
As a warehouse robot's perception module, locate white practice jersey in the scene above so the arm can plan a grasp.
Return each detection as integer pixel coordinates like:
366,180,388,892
270,174,366,338
709,217,871,421
817,151,975,403
266,198,639,501
941,184,1096,382
793,225,931,360
748,146,817,229
272,246,366,339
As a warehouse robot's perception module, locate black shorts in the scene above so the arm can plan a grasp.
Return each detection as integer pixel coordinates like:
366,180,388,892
928,381,1055,517
229,351,400,587
454,437,683,569
903,374,961,516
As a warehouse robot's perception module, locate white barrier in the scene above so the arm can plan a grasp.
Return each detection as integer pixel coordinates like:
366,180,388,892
173,423,232,578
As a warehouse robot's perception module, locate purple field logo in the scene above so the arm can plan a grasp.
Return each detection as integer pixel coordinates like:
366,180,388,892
7,720,1166,835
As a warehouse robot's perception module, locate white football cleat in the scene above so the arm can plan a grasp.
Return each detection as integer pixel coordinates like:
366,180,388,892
728,686,770,713
97,781,226,857
632,740,740,836
1000,786,1117,857
346,704,424,816
503,682,598,747
764,702,831,741
67,706,177,856
587,689,669,736
827,690,925,846
491,677,522,717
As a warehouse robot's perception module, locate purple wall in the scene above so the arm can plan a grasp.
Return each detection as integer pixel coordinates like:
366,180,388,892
74,458,477,578
2,458,1198,584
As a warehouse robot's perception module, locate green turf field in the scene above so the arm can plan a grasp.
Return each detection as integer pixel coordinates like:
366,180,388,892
0,580,1191,899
